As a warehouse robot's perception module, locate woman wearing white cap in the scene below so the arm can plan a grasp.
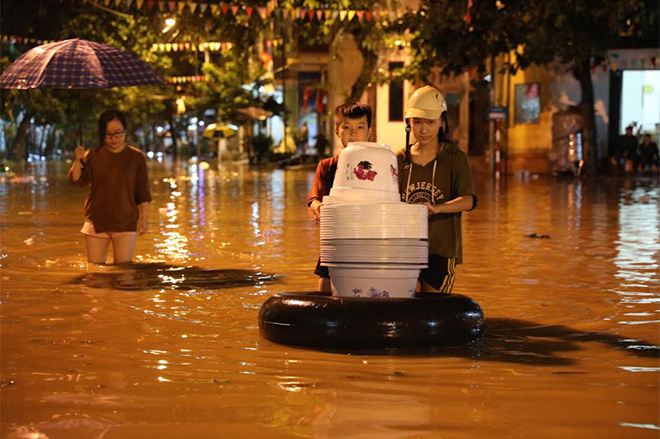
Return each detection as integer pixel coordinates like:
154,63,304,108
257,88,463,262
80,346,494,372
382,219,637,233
396,85,477,294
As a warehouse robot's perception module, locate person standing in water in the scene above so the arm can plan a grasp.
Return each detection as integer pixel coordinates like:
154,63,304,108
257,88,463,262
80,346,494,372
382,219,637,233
307,102,373,292
68,109,152,264
396,86,476,293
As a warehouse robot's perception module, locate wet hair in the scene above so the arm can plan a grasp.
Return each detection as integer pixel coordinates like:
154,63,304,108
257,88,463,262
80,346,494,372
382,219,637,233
98,109,127,145
335,102,372,129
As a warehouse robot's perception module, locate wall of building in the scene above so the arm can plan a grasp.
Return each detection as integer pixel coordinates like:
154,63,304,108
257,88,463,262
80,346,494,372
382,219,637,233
327,33,365,154
500,48,659,174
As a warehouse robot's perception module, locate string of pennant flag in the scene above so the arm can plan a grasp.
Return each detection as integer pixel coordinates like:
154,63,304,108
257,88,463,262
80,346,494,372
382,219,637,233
4,33,656,74
65,0,399,22
168,75,206,83
151,42,234,52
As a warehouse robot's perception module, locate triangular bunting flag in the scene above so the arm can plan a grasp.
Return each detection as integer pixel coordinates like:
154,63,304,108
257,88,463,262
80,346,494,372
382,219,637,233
103,0,111,7
348,10,356,21
611,61,618,72
177,1,185,13
258,7,267,19
157,1,165,12
167,1,175,12
651,57,657,67
199,3,207,13
210,4,219,15
356,11,364,21
246,6,253,17
316,10,322,20
231,5,238,15
324,10,331,20
300,9,306,20
115,0,121,6
332,10,338,19
221,3,228,14
188,2,196,13
366,11,372,21
147,0,155,9
339,10,347,21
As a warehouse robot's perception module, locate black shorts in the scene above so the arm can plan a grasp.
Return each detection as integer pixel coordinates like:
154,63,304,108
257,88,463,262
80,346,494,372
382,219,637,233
419,254,456,293
314,257,330,279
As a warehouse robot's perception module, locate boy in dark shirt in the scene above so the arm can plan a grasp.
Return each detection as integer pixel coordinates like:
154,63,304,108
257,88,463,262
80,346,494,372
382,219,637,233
307,102,373,292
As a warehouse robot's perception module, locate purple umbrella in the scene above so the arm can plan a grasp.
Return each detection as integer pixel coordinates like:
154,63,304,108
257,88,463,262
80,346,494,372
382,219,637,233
0,38,164,144
0,38,164,89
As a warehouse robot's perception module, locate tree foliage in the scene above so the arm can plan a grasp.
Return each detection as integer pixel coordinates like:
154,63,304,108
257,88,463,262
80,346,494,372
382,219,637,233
402,0,659,174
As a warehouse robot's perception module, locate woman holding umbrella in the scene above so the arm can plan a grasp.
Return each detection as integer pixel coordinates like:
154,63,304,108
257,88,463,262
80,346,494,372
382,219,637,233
69,110,152,264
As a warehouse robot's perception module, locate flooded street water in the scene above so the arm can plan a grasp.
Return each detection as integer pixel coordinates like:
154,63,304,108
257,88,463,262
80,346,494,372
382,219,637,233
1,160,658,439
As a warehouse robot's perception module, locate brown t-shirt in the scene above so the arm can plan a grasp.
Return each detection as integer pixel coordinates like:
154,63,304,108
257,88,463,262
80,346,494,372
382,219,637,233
307,155,339,207
396,144,476,264
69,145,152,233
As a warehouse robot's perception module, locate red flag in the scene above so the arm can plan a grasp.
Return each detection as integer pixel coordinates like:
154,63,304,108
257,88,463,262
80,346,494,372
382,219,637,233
316,89,326,113
303,85,311,110
463,0,473,23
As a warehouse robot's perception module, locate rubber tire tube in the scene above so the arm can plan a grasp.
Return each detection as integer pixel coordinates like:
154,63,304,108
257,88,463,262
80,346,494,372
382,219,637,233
258,291,484,350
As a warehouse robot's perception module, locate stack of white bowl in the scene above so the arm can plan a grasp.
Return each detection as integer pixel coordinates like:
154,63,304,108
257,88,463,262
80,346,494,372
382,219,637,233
320,141,428,298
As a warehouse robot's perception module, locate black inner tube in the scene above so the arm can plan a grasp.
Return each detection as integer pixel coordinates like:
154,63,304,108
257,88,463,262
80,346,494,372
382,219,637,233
259,292,484,350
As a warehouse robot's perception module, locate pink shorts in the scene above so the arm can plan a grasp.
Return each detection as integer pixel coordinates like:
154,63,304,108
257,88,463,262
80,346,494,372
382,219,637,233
81,221,136,239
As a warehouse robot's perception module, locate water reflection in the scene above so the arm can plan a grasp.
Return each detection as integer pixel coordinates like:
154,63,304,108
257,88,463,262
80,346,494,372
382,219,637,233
1,163,659,438
71,263,281,291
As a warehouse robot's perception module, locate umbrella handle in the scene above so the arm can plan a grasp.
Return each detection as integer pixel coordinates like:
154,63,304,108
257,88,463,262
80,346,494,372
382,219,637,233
78,92,83,146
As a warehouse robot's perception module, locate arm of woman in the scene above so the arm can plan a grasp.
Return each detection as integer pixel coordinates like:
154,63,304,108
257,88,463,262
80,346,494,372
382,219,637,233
68,145,88,185
137,201,150,235
427,195,474,215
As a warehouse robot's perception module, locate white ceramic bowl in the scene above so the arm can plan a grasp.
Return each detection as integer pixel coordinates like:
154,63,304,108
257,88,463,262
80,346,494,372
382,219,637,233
333,142,399,193
325,188,402,204
320,239,428,264
328,264,422,298
320,203,428,240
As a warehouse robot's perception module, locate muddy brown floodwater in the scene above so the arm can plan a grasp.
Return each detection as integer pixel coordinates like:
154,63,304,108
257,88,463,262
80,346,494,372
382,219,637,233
1,160,658,438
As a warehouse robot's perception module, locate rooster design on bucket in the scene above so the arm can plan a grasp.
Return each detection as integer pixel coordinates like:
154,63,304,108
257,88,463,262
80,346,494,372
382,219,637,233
353,160,377,181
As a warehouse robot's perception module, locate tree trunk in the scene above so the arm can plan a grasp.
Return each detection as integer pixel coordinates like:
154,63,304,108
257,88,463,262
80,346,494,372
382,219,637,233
11,113,32,174
44,126,57,159
573,59,599,176
348,48,378,102
169,114,179,162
